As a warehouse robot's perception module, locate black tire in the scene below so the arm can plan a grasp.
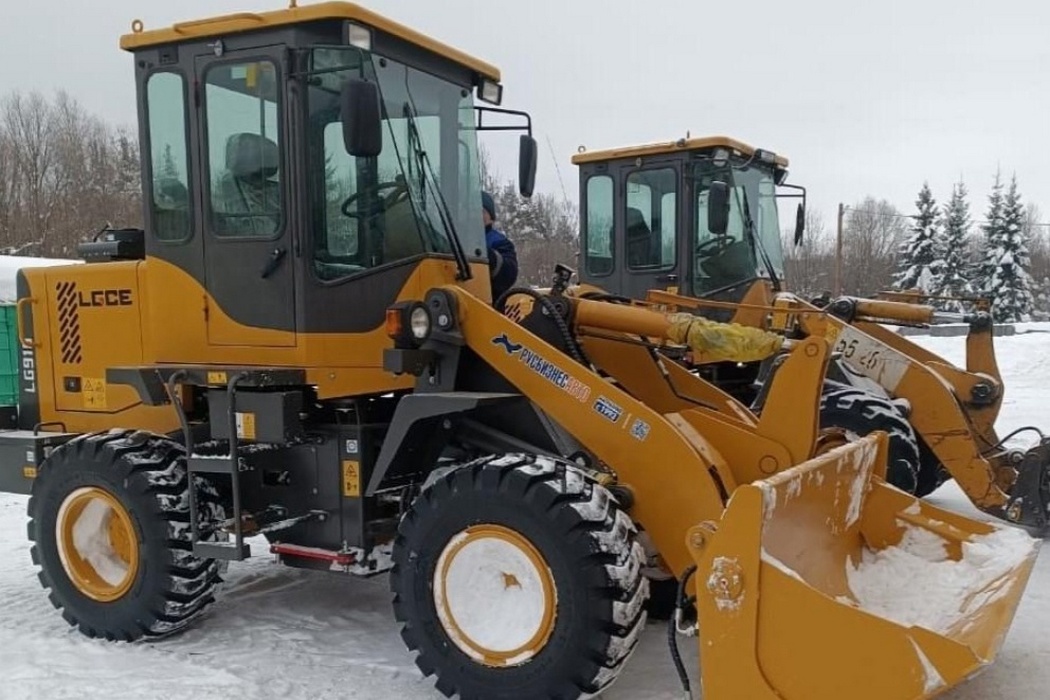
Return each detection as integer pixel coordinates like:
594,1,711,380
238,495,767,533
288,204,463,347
391,453,648,700
28,429,226,641
820,387,921,494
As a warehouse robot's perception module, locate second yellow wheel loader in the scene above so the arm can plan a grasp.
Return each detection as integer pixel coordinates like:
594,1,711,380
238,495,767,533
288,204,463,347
572,135,1050,532
0,4,1038,700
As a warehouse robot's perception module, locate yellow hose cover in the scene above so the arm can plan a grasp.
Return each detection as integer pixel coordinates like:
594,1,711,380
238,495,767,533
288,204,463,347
666,313,784,363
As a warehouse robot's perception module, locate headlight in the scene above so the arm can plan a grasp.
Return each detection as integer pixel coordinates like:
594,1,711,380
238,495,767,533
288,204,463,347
409,306,431,340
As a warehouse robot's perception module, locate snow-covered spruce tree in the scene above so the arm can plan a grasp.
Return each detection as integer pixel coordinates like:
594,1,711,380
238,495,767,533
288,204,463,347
976,171,1004,292
983,174,1035,322
933,180,975,311
893,181,943,293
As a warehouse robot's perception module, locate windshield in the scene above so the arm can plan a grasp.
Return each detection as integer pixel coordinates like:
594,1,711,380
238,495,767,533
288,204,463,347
304,47,485,282
692,159,783,295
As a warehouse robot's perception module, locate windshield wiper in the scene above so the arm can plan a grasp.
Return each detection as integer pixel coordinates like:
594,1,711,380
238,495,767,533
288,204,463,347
739,187,781,292
401,101,472,281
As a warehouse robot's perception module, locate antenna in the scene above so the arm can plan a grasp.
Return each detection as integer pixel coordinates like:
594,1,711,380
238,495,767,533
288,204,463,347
545,134,570,202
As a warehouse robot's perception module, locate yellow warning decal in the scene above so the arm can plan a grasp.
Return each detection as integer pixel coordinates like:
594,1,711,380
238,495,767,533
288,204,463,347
22,466,37,479
236,412,257,440
207,371,228,385
342,460,361,497
82,378,107,409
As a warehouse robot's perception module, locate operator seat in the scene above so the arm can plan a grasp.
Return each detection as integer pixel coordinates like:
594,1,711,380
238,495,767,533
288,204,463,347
213,132,281,236
626,207,655,267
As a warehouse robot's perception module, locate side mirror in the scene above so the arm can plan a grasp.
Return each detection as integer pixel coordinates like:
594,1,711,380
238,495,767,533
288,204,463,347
341,78,382,157
707,180,730,235
518,134,538,198
794,203,805,245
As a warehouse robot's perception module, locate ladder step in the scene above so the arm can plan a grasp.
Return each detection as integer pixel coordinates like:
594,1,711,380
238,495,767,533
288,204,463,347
270,543,356,566
194,541,251,561
188,455,237,474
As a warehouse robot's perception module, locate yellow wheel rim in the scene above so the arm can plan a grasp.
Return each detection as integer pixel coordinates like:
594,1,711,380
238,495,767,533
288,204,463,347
55,486,140,602
433,524,557,668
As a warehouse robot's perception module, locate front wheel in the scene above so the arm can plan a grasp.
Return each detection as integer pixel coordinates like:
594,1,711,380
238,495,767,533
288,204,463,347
391,454,648,700
28,429,227,641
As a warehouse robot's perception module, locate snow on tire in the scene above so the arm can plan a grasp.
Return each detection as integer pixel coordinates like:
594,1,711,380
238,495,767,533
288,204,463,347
820,387,922,494
391,453,648,700
27,429,227,641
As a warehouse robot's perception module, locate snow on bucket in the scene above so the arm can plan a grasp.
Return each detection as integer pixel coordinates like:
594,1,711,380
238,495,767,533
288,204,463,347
687,433,1040,700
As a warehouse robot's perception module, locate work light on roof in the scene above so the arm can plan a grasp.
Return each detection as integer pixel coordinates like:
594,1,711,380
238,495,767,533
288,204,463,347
754,149,777,164
478,79,503,106
345,21,372,50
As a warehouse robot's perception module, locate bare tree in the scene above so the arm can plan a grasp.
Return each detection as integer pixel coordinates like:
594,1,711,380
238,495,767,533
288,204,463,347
0,90,141,257
782,208,833,298
840,197,910,296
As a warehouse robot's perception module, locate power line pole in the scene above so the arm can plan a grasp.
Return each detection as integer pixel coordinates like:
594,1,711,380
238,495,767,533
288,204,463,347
835,202,845,296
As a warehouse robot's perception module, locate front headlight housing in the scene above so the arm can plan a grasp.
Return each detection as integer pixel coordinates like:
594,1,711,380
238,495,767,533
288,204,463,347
409,306,431,340
386,301,431,347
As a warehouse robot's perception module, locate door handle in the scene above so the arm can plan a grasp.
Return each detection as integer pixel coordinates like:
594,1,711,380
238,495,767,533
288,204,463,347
260,246,287,279
657,273,678,282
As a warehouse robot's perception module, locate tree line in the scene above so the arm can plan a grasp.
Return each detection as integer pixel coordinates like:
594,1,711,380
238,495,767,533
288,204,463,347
782,174,1050,322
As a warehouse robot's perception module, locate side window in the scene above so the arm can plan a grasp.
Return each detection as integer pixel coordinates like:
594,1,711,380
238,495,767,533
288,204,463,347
204,60,282,238
321,123,358,259
146,72,191,242
626,168,676,269
584,175,614,276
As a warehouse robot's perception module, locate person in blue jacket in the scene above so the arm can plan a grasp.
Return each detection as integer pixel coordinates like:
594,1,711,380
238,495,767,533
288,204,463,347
481,191,518,302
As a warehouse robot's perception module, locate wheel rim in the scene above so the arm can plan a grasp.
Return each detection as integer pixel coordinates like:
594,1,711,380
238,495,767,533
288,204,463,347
433,524,557,667
55,486,140,602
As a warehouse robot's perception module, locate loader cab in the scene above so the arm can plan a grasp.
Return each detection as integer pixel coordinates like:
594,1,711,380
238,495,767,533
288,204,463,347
122,4,535,364
574,137,805,321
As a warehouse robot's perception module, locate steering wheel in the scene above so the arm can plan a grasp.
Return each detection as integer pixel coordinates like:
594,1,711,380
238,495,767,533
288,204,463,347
341,180,409,218
695,235,737,260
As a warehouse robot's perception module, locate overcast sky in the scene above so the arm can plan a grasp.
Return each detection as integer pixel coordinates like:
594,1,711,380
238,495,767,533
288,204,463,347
3,0,1046,233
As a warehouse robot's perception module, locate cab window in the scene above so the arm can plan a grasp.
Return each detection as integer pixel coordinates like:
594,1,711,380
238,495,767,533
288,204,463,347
625,168,676,269
584,175,614,276
146,71,191,242
203,60,283,238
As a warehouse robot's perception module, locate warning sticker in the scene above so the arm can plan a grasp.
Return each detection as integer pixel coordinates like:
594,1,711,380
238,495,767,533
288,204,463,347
236,412,257,440
342,460,361,497
82,378,107,409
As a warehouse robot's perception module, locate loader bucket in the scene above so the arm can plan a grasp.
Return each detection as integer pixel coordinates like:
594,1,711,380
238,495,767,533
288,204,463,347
688,433,1040,700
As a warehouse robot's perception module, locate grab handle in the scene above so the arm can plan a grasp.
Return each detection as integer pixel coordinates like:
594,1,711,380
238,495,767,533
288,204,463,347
16,297,38,349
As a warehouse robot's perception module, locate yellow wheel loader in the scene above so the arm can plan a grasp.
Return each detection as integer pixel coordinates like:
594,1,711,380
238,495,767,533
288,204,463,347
0,5,1038,699
572,136,1050,531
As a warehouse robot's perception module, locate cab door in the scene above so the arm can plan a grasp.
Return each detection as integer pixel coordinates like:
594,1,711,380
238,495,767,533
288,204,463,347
615,161,681,300
194,47,297,347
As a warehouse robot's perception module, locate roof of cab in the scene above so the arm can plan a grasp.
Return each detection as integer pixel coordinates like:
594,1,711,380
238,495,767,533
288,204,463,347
119,1,500,82
571,135,789,167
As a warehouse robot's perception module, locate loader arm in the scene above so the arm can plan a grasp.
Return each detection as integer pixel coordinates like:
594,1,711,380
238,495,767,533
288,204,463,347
791,303,1032,519
436,286,831,574
649,287,1048,528
449,287,730,575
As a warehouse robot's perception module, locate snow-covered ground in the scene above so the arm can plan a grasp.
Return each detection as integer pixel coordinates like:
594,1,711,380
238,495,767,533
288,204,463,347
1,328,1049,699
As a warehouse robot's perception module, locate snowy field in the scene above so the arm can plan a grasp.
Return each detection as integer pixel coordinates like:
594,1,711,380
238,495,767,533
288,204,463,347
1,328,1049,699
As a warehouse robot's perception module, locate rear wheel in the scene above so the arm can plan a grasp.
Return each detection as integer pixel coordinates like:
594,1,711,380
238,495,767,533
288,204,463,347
820,387,921,494
391,453,648,700
28,429,226,641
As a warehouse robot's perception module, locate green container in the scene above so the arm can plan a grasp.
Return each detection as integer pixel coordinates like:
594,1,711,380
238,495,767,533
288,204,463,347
0,305,18,406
